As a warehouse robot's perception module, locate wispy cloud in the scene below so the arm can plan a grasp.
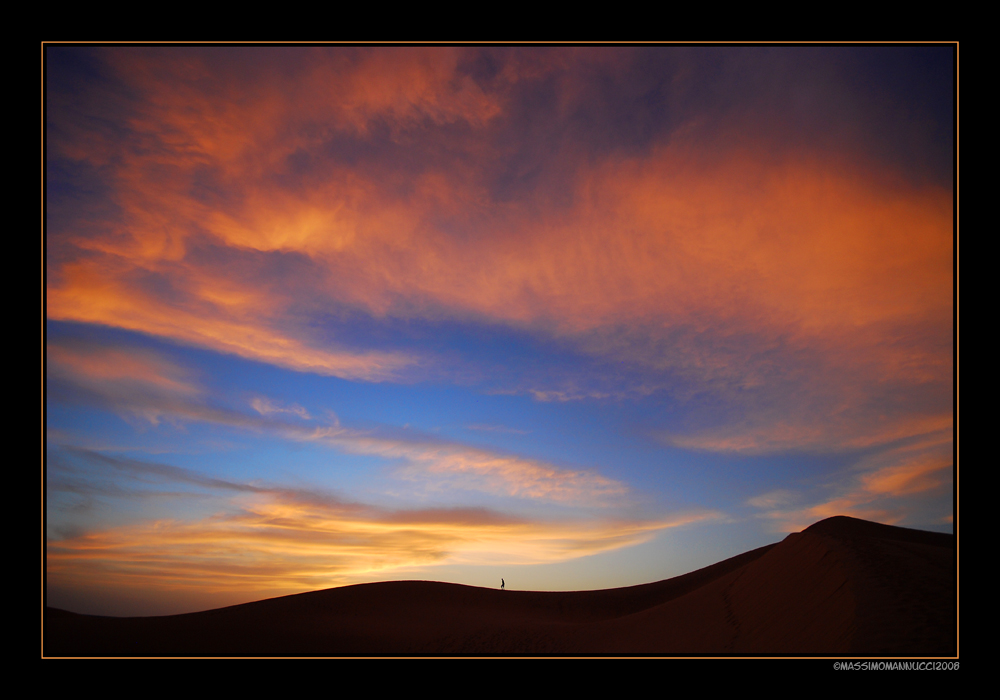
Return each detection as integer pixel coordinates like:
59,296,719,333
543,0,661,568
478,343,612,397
306,426,627,506
47,339,199,398
860,456,952,496
50,446,268,497
745,490,797,511
746,429,953,532
667,413,954,456
48,339,630,508
47,448,716,611
46,263,418,381
250,397,311,420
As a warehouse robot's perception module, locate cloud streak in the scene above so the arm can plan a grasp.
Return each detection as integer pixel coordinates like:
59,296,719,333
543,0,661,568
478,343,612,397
251,397,311,420
47,447,716,613
48,338,630,508
746,428,954,532
307,425,628,506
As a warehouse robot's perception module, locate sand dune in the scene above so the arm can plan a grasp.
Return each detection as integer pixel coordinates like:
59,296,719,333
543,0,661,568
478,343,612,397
43,516,956,656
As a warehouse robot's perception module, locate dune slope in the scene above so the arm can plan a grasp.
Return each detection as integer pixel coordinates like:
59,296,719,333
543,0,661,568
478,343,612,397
43,516,956,655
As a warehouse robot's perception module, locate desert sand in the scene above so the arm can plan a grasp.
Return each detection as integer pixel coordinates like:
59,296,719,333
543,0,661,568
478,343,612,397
43,516,956,656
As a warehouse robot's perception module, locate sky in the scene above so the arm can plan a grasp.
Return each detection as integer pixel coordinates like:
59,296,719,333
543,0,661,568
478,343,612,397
45,45,956,617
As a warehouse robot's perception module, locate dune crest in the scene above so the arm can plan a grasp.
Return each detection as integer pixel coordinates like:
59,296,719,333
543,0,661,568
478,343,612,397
44,516,956,656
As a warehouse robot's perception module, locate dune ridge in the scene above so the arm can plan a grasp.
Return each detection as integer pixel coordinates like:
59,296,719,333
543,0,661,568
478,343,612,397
44,516,956,656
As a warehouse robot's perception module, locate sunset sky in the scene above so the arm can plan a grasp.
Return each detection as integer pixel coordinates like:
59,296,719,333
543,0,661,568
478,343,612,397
45,45,956,617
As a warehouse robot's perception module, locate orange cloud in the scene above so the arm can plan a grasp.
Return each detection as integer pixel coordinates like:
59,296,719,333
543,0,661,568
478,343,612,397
747,430,953,532
47,488,717,609
49,148,950,374
47,256,416,381
47,341,198,398
47,49,952,454
669,413,954,456
78,48,502,183
860,456,952,496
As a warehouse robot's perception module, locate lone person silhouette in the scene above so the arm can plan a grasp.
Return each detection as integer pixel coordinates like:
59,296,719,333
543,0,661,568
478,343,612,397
501,578,505,591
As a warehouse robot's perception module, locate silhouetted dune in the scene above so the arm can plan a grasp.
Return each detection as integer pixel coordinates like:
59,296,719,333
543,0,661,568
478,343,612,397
43,516,956,656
